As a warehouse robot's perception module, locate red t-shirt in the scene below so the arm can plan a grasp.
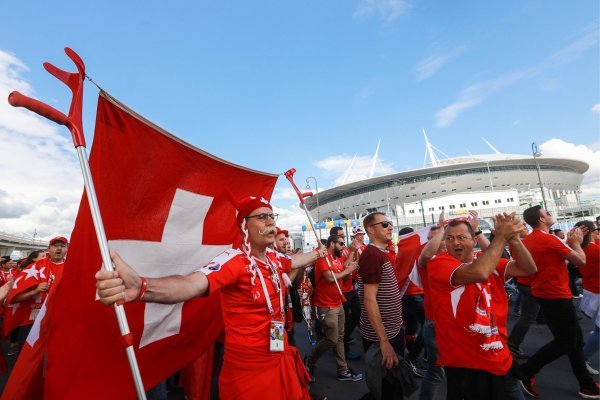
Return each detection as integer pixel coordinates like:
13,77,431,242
428,253,512,376
523,229,573,299
313,255,344,308
200,248,291,349
580,243,600,294
417,245,436,320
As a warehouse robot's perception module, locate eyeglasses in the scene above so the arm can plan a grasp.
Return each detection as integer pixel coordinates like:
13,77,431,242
246,213,278,222
369,221,393,229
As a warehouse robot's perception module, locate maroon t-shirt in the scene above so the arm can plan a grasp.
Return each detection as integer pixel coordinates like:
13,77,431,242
357,244,403,342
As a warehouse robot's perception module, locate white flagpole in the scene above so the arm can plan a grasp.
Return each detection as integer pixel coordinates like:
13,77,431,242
8,48,147,400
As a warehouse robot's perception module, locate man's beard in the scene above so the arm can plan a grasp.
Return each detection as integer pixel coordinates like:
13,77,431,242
334,248,342,258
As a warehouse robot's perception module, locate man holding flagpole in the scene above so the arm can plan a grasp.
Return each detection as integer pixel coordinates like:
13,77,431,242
96,195,326,400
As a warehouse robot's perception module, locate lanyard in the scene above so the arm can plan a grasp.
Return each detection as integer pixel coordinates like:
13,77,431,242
253,256,284,318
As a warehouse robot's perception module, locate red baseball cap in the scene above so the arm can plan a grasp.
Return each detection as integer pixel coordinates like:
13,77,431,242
276,227,289,237
49,236,69,245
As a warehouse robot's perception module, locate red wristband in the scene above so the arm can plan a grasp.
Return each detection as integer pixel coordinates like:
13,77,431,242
136,277,148,301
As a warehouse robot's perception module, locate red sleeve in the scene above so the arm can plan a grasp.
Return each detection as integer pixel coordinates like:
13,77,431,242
358,248,383,284
428,253,463,290
497,258,510,282
197,251,244,294
277,253,292,274
548,235,573,258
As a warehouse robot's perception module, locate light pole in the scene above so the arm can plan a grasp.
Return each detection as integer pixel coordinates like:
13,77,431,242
531,142,547,208
306,176,321,238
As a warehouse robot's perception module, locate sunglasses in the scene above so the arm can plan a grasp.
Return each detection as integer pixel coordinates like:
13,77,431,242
246,213,278,222
336,242,345,246
369,221,393,229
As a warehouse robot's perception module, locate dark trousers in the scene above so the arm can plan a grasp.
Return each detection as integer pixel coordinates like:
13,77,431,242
402,294,425,360
567,263,581,296
343,290,360,350
508,284,540,347
445,366,523,400
522,297,595,388
363,330,405,400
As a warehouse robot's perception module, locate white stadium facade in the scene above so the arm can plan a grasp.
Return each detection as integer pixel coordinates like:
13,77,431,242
300,136,597,240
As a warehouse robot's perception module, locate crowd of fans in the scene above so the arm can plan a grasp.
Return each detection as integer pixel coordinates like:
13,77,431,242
2,203,599,400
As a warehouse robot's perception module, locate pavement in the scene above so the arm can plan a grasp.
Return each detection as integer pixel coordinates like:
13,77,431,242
0,297,597,399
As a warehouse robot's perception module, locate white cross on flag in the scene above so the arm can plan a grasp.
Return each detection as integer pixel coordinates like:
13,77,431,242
12,91,279,399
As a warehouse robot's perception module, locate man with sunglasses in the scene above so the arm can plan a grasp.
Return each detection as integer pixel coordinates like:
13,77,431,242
428,213,535,400
357,212,405,398
305,234,362,382
96,196,327,400
518,206,599,398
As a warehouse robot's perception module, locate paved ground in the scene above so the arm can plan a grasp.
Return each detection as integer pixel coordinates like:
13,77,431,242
0,297,597,399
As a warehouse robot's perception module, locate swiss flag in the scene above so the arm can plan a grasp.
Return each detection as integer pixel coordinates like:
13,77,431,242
3,259,58,338
37,92,278,399
395,228,429,295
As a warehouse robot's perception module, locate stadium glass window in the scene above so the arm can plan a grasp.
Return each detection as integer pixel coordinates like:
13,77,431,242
409,210,415,214
449,205,456,209
429,207,435,211
483,200,489,205
460,203,466,208
442,190,447,192
471,202,478,206
438,206,445,210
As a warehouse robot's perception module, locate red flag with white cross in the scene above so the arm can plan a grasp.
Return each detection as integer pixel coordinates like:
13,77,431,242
39,91,278,399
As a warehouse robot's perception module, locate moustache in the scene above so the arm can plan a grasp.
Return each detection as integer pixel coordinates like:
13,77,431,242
259,227,277,236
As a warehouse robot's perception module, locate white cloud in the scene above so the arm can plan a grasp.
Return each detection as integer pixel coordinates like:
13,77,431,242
540,139,600,198
272,204,308,233
435,26,598,127
591,104,600,114
0,50,83,240
415,45,467,80
353,0,411,23
315,153,396,186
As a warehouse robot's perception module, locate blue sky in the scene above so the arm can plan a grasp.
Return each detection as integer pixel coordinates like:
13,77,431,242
0,1,598,237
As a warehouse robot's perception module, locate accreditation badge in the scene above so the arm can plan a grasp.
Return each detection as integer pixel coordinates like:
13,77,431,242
269,320,285,352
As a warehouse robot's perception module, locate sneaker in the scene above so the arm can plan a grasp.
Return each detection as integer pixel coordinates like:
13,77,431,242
406,359,425,378
304,355,315,383
7,343,19,356
520,376,539,398
578,383,600,399
345,350,360,361
309,391,328,400
337,368,363,381
586,361,599,376
573,294,583,299
508,342,530,360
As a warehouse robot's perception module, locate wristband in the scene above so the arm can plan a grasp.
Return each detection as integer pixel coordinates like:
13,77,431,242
474,230,483,236
136,277,148,301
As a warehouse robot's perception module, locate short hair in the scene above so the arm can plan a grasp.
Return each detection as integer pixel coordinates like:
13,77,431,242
575,220,595,248
326,234,340,248
320,238,327,246
523,205,543,228
398,227,414,236
552,229,563,235
330,226,343,236
445,219,475,237
430,226,441,232
363,212,386,230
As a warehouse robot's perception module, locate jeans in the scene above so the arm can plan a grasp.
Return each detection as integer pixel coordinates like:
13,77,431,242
146,380,167,400
419,319,444,400
508,284,540,347
522,297,595,388
343,290,360,351
363,330,405,400
402,294,425,360
445,367,524,400
583,325,599,360
311,306,347,373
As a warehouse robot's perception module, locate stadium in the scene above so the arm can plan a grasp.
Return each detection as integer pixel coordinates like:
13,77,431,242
300,135,596,239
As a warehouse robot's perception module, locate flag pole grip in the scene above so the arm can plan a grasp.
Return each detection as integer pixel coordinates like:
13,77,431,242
8,91,69,126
